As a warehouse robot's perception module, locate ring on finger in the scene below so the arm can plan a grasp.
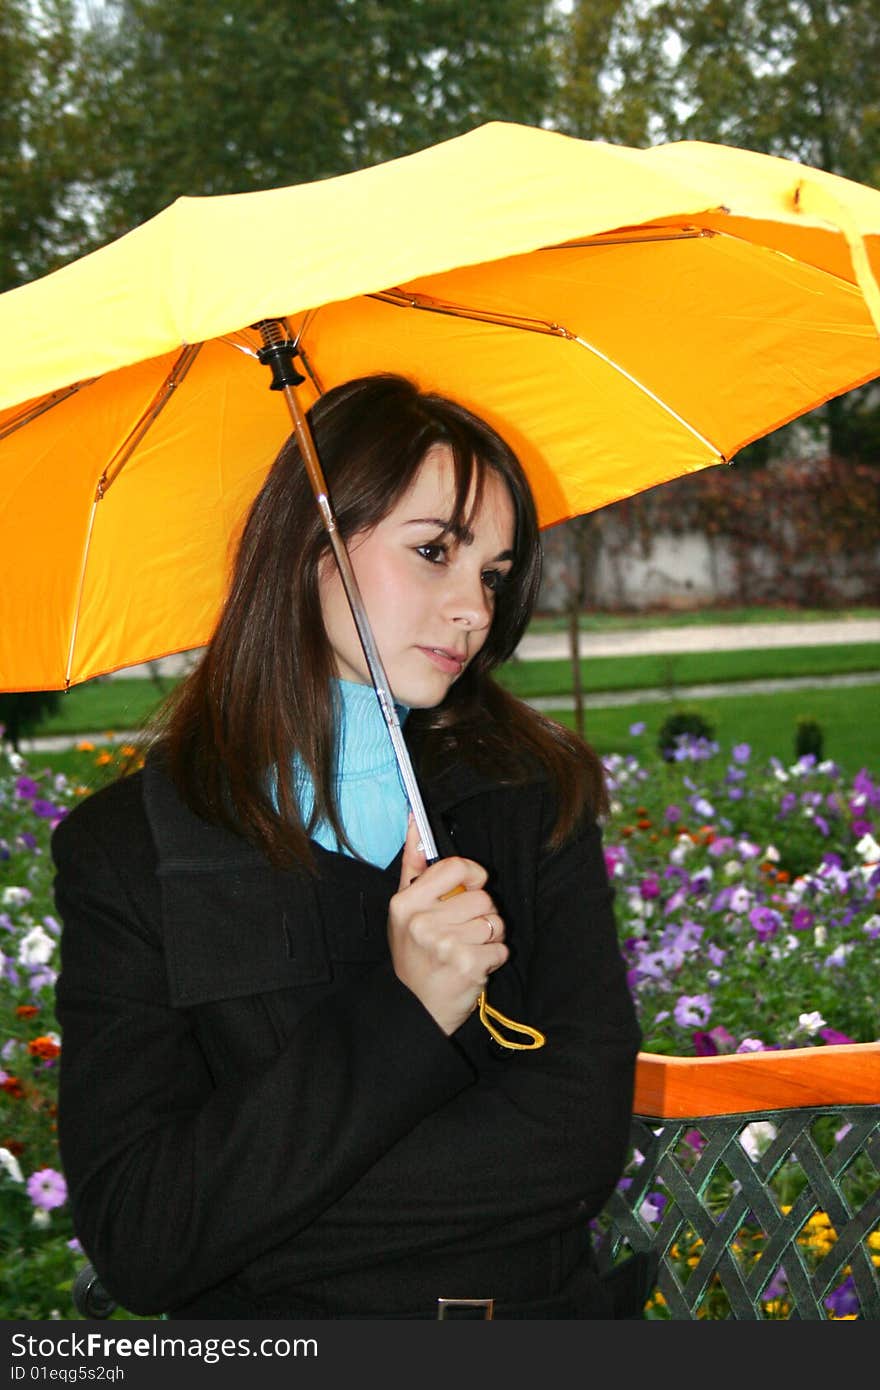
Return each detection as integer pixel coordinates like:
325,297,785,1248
483,915,497,943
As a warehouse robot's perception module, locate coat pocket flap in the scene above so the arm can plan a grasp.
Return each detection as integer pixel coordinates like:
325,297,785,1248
159,866,331,1006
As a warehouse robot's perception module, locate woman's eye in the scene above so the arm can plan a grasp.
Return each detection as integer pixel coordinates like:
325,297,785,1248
416,543,447,564
482,569,509,594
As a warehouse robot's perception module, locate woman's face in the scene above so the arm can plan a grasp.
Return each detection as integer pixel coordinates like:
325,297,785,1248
318,444,516,708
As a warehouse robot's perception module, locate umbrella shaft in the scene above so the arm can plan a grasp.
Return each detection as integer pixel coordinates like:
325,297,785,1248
278,381,440,862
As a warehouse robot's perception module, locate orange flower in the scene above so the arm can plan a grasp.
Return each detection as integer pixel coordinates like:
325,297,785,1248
15,1005,39,1019
27,1036,61,1061
95,752,114,766
776,870,791,883
1,1077,25,1099
75,740,95,752
637,818,652,830
0,1139,25,1156
120,745,137,757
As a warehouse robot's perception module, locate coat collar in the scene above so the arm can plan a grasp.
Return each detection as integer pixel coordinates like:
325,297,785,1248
142,744,520,873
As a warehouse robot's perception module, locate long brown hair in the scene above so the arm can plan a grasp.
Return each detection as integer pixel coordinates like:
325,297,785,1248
149,373,607,867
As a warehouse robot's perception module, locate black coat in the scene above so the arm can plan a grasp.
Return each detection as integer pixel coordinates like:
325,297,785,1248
52,751,642,1319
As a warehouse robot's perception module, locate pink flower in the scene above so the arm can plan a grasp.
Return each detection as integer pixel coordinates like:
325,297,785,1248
26,1167,67,1211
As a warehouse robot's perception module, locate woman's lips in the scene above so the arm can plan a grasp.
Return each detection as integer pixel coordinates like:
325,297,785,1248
418,646,465,675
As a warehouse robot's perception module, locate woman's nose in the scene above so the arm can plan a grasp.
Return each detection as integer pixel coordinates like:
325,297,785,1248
446,572,492,630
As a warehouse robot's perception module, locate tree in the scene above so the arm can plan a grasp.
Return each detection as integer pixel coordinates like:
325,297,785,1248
0,0,96,290
554,0,880,461
76,0,555,241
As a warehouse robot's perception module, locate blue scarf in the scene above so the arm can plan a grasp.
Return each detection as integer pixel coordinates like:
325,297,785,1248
293,679,411,869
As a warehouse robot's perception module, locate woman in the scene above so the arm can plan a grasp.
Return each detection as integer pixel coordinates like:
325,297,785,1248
52,373,646,1320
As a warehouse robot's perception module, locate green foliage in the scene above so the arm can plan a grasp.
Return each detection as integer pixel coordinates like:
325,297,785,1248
0,0,97,290
657,707,716,760
77,0,554,240
556,0,880,462
795,715,824,763
0,693,61,750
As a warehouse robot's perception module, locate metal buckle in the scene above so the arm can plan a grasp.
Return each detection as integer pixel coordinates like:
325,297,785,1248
437,1297,494,1320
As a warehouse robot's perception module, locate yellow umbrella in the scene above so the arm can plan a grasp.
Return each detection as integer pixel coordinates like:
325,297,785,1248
2,119,879,694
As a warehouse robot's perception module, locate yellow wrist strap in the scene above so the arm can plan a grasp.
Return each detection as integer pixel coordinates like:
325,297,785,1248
477,990,546,1050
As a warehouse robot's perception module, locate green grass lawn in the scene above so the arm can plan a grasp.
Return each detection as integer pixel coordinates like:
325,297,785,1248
544,682,880,778
24,683,879,791
28,641,880,737
496,642,880,700
526,604,880,634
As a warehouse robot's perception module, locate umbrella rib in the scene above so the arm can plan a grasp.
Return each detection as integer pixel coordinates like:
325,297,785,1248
0,381,95,440
372,291,727,463
100,344,202,494
568,333,727,462
63,344,202,688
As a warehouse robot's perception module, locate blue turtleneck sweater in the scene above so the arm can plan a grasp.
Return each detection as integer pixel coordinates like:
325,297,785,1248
293,679,411,870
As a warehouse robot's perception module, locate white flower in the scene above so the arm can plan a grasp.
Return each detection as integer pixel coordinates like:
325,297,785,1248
2,886,32,907
729,886,753,914
739,1121,777,1160
814,925,828,947
864,914,880,935
722,860,743,879
6,751,24,772
763,845,780,863
669,835,693,865
826,943,855,968
31,1209,51,1229
773,767,789,782
0,1148,24,1183
0,948,5,975
855,833,880,861
17,925,55,967
797,1011,826,1035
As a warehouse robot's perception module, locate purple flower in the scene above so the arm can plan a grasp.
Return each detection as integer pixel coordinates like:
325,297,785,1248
813,815,830,837
731,743,751,764
749,905,782,941
26,1168,67,1211
779,792,798,817
763,1266,788,1302
674,993,712,1028
819,1027,855,1046
639,874,661,900
852,819,873,838
664,804,682,824
791,907,814,932
727,787,744,800
31,800,58,820
14,777,40,800
693,1030,718,1056
629,721,646,737
639,1192,667,1224
824,1275,859,1318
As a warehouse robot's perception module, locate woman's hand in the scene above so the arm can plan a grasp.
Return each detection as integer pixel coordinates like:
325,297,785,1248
387,817,509,1035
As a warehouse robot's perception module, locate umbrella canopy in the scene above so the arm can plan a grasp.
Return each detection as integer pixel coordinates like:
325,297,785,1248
2,119,879,691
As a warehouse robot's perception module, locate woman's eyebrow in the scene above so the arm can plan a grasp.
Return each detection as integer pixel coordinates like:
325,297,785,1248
405,517,514,562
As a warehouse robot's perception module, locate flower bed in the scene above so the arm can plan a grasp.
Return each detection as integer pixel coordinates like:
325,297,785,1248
604,729,879,1056
0,734,877,1318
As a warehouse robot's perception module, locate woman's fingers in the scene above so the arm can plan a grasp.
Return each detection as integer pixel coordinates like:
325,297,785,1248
387,852,509,1034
